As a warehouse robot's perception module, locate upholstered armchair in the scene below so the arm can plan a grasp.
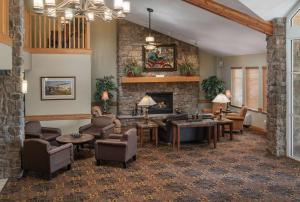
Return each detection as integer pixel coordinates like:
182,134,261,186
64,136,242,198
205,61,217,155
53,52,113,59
79,116,115,139
226,106,248,134
25,121,62,143
22,139,73,180
95,128,137,168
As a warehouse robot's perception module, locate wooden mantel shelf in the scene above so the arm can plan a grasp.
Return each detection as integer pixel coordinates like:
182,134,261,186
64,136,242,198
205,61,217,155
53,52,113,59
121,76,200,84
25,114,92,121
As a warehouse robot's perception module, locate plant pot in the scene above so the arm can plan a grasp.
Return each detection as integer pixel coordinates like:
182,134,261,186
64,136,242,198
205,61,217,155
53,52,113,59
127,72,134,77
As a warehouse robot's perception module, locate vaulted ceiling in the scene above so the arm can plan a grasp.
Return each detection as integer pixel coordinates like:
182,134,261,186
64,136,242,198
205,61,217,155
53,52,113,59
125,0,298,56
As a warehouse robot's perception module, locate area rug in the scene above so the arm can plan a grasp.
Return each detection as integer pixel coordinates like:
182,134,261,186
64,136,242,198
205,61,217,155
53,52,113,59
1,131,300,202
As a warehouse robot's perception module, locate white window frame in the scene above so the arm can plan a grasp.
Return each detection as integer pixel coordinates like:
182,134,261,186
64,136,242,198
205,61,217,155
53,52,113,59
286,3,300,160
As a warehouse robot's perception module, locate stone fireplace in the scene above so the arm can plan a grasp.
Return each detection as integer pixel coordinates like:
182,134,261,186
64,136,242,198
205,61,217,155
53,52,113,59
147,92,173,114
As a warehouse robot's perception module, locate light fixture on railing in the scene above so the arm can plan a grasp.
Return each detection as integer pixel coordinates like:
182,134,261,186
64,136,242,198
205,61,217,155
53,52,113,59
32,0,131,22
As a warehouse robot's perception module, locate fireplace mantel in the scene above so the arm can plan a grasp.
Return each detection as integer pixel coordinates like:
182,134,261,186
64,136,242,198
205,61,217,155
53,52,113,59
121,76,200,84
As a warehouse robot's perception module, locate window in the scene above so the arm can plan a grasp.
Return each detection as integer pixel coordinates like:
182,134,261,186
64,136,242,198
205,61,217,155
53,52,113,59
263,67,268,112
245,67,259,110
292,9,300,26
231,67,243,107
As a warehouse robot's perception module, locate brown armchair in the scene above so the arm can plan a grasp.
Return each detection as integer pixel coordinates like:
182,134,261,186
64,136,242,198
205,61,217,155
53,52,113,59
226,106,248,134
22,139,73,180
25,121,62,143
95,128,137,168
202,103,227,114
79,116,115,139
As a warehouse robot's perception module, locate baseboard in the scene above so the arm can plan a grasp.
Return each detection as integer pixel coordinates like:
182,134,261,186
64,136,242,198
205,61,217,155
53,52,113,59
250,126,267,135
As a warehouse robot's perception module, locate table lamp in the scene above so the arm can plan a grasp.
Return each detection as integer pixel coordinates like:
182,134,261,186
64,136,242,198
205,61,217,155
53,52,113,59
102,91,109,113
213,93,230,120
138,95,157,123
225,90,232,110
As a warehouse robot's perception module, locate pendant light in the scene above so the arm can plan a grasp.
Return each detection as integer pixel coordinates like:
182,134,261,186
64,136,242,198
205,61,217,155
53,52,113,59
145,8,156,50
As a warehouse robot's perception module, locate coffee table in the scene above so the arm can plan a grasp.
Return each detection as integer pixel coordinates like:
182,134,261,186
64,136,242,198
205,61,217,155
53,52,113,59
56,134,95,152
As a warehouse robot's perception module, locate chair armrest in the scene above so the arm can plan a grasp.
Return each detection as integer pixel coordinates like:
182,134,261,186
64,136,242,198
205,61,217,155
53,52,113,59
25,133,42,139
96,140,127,147
79,124,93,133
226,116,244,121
48,143,73,155
102,123,115,133
108,134,123,139
42,127,62,135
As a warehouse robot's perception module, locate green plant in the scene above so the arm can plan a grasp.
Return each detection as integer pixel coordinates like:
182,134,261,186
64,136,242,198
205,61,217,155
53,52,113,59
94,76,117,111
201,76,225,100
124,59,143,77
178,59,196,76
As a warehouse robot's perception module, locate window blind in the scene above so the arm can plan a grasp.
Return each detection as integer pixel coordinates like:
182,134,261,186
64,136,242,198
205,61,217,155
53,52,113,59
246,67,259,110
231,68,243,107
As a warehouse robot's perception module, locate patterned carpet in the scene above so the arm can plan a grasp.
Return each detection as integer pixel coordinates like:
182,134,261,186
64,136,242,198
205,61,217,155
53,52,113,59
1,130,300,202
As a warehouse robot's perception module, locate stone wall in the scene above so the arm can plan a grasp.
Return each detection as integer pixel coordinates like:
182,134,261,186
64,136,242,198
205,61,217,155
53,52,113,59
117,20,199,115
266,18,287,156
0,0,24,178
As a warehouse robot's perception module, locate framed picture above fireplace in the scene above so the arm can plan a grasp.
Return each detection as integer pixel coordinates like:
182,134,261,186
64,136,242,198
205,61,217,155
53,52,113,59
41,77,76,100
142,44,177,72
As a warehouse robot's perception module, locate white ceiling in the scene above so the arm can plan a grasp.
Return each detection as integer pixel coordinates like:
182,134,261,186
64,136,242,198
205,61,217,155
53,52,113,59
239,0,299,21
125,0,268,56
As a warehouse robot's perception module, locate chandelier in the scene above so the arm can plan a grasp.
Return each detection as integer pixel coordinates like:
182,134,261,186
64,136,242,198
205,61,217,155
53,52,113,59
144,8,156,50
32,0,131,21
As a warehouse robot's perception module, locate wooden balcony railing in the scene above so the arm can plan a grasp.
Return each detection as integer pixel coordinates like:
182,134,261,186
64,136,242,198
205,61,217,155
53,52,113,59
25,12,91,54
0,0,11,45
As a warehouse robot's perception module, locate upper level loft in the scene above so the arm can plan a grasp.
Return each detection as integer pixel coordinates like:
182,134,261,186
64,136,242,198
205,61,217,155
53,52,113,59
0,0,91,54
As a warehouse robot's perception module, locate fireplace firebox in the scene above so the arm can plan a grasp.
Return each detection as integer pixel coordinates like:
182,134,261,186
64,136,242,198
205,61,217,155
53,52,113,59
146,92,173,114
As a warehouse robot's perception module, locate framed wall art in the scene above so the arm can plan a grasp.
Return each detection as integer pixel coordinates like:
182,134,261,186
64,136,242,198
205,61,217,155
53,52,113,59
41,77,76,100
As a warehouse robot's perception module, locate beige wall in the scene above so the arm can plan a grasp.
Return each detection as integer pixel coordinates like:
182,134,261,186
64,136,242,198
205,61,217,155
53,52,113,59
221,53,267,129
90,20,117,102
25,54,91,134
0,43,12,70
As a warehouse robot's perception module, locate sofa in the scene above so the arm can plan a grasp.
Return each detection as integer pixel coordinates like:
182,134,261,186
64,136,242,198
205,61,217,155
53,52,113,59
22,139,73,180
95,128,137,168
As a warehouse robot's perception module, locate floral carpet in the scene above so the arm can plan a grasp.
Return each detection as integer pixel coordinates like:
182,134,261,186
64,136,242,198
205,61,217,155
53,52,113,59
1,131,300,202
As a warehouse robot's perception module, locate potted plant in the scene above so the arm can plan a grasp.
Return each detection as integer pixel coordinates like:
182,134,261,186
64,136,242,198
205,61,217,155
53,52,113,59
178,59,196,76
124,59,143,77
201,76,225,100
94,76,117,112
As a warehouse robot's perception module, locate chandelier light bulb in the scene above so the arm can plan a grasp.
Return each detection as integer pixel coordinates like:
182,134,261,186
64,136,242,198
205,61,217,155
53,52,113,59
104,9,113,21
114,0,123,10
146,36,155,43
47,8,56,17
92,0,105,6
122,1,130,13
87,12,95,21
33,0,44,10
145,44,156,50
45,0,56,7
65,9,74,20
117,10,126,19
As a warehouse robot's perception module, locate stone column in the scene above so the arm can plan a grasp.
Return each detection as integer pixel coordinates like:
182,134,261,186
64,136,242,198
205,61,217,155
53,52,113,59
0,0,24,178
266,18,287,156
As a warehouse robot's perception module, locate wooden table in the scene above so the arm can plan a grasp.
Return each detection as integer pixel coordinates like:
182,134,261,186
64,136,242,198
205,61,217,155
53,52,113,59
215,118,234,141
56,134,94,152
171,119,217,152
136,121,158,147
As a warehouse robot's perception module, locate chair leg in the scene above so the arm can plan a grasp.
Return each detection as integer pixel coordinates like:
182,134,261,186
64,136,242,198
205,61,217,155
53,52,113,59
133,155,137,161
47,173,52,181
96,160,101,166
123,162,128,169
67,164,71,170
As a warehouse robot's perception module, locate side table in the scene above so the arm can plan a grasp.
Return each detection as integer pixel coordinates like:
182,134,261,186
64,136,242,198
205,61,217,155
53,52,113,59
136,121,158,147
215,118,234,141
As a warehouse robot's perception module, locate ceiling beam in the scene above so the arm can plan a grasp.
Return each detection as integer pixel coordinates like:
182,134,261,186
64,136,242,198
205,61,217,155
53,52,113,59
182,0,273,35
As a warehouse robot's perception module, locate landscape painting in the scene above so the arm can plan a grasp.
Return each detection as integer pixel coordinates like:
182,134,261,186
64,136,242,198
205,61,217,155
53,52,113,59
41,77,76,100
143,44,177,71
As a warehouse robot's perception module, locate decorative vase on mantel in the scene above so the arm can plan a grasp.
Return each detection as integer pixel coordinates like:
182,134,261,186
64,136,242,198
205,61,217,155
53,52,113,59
124,59,143,77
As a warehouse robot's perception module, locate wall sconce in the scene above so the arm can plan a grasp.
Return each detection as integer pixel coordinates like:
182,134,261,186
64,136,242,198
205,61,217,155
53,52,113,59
22,80,28,94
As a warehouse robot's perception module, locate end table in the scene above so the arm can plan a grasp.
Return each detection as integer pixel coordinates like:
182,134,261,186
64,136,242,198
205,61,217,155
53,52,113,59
136,121,158,147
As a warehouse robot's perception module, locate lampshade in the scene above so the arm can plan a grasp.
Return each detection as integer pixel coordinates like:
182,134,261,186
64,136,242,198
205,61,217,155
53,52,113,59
122,1,131,13
138,95,156,107
22,80,28,94
225,90,232,99
212,94,230,103
114,0,124,10
102,91,109,101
